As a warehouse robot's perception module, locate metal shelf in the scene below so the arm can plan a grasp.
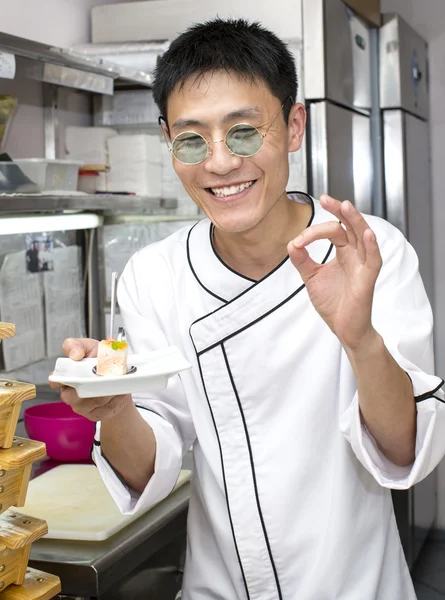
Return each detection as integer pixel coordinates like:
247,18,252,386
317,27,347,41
0,194,178,215
0,31,153,94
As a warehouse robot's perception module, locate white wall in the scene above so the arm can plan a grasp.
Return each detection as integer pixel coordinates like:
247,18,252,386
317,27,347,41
1,0,135,47
92,0,302,43
0,0,136,158
381,0,445,529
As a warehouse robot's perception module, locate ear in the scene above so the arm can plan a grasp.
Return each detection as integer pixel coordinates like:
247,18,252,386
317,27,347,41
158,116,172,144
287,103,306,152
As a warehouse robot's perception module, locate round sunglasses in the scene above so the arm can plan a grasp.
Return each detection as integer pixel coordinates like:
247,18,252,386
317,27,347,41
159,99,291,165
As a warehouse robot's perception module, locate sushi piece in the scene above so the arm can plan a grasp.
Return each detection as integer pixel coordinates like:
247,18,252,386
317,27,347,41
96,339,128,376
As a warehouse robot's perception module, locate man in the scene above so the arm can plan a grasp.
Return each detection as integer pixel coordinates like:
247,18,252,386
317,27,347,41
53,19,445,599
26,241,39,273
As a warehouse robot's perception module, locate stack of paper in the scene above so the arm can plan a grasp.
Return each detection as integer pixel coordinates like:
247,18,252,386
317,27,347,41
107,134,162,196
160,142,181,201
43,247,85,358
65,126,117,191
0,251,45,371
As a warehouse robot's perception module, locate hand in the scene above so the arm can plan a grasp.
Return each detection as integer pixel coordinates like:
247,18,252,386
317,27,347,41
49,337,132,422
62,337,100,360
287,195,383,351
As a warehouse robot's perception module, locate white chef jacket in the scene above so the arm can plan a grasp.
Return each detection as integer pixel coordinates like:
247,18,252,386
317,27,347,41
93,193,445,600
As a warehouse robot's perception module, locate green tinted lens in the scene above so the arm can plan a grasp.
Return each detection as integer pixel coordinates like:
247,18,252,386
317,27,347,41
172,132,208,164
226,124,263,157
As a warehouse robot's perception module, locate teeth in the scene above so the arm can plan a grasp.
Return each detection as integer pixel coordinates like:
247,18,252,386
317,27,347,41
211,180,254,197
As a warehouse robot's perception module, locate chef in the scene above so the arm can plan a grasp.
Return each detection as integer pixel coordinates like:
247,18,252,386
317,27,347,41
52,18,445,600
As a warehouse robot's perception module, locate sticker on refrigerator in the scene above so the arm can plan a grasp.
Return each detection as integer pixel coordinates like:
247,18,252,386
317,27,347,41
25,234,54,273
0,53,16,80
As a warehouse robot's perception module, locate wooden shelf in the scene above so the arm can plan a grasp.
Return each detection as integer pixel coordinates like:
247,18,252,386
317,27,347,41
0,325,15,342
0,567,61,600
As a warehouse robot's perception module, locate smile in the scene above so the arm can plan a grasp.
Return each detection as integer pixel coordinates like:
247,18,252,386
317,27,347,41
209,180,255,198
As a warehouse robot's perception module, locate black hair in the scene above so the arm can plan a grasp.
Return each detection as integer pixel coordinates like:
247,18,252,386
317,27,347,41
152,18,298,125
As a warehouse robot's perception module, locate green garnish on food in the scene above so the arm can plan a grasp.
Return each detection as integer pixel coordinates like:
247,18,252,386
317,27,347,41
111,341,127,351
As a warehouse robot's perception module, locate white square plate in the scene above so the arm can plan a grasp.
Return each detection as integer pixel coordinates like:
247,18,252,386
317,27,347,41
49,346,191,398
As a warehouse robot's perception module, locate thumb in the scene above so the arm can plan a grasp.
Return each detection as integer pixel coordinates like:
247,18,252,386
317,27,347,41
63,338,86,361
287,241,319,284
69,346,84,361
62,337,99,359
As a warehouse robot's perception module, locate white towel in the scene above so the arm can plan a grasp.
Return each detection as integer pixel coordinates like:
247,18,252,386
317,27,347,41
107,163,162,196
107,134,161,164
65,126,117,164
65,126,117,192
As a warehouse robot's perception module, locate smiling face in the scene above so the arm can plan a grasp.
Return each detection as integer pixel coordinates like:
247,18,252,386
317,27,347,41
165,71,306,235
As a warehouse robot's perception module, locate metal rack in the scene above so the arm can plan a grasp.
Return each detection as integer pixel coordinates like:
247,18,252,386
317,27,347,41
0,29,154,158
0,31,153,95
0,31,193,599
0,29,171,340
0,195,175,215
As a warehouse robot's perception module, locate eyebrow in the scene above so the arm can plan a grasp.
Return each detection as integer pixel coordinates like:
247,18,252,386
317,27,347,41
171,107,263,131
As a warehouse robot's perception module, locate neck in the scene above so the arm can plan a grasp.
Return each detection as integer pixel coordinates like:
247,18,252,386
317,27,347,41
212,193,312,281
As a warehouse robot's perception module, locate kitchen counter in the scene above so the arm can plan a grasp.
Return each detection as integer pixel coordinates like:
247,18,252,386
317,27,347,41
28,472,190,598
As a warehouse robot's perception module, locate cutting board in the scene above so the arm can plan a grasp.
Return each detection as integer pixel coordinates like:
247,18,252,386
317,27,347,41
15,464,192,541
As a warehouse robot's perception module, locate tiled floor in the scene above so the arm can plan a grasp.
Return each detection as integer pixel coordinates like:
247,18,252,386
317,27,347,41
413,539,445,598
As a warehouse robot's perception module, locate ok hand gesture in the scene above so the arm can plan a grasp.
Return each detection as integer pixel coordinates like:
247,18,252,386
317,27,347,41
288,195,383,351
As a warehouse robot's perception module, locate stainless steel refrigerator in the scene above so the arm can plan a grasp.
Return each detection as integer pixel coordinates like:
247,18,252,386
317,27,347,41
302,0,373,215
303,0,437,570
380,13,436,569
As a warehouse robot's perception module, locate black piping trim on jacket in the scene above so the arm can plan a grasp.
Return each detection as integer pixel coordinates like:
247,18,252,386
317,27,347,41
432,395,445,404
187,192,315,304
90,423,99,463
415,379,445,403
186,222,228,304
221,343,283,599
135,404,165,419
190,337,251,599
90,425,131,489
209,224,257,283
196,241,335,356
190,195,317,335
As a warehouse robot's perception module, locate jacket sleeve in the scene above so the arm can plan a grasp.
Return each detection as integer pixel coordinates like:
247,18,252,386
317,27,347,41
340,222,445,489
92,249,196,514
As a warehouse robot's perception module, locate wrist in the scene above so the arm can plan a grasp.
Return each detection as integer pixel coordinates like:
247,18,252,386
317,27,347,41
102,394,135,425
342,328,384,363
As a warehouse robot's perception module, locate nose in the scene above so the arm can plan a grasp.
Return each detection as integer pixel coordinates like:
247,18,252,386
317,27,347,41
203,139,243,175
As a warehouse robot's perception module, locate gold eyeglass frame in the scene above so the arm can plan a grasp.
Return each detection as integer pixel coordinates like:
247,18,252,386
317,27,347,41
158,98,292,166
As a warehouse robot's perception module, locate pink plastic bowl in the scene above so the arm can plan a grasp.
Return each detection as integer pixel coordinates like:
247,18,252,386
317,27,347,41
24,402,95,462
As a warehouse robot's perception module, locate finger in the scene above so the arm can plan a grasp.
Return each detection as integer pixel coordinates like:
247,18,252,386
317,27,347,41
321,195,358,248
59,385,81,407
62,338,99,360
88,395,130,422
287,241,320,283
340,202,368,263
48,372,64,389
338,210,363,260
292,221,348,250
320,194,343,217
340,200,371,247
60,387,113,413
363,229,383,273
